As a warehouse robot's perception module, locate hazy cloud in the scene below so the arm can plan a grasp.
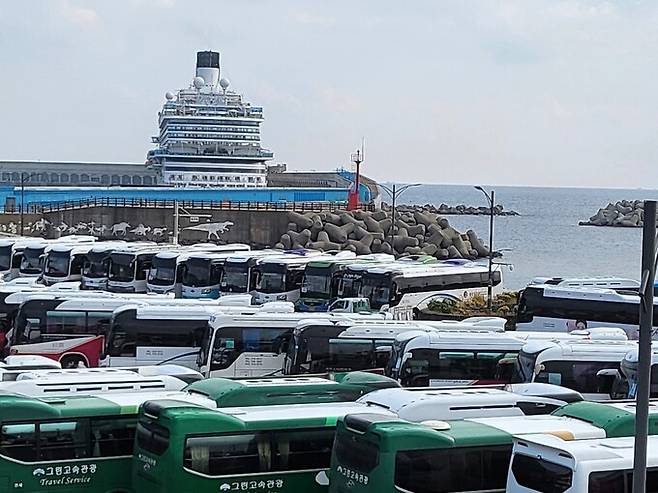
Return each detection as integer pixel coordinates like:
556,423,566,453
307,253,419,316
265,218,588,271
1,0,658,188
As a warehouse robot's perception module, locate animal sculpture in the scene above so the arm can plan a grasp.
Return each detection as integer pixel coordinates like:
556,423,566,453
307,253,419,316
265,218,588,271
110,222,131,236
184,221,234,240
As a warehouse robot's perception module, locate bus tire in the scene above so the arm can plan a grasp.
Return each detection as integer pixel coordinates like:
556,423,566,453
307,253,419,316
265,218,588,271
60,355,87,369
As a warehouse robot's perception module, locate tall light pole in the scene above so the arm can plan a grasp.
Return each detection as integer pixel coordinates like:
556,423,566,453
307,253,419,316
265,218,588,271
475,186,495,312
633,199,656,493
379,183,422,244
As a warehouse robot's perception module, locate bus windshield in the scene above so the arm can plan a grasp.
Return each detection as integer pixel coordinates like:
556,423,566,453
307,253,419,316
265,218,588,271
83,254,109,278
256,271,286,294
360,275,390,308
21,247,44,274
337,274,361,298
221,264,249,292
148,257,176,285
302,272,331,298
110,254,136,282
0,245,12,271
183,259,218,287
44,251,70,277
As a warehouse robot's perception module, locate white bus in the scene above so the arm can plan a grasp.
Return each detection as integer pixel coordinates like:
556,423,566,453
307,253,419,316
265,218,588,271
516,284,658,339
251,252,325,304
41,243,97,285
19,236,96,278
81,241,132,290
386,329,526,387
103,304,216,369
527,276,640,291
149,244,251,296
358,259,505,310
197,311,380,378
219,250,284,296
107,245,163,293
181,252,239,299
513,339,638,400
0,367,194,396
507,433,658,493
357,385,583,421
0,237,36,281
284,318,506,375
7,293,220,367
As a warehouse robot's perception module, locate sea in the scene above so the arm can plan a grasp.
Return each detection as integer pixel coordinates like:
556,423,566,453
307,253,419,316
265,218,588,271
390,184,658,291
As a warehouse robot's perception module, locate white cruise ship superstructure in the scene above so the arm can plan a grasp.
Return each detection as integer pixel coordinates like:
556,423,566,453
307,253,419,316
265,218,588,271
146,51,273,187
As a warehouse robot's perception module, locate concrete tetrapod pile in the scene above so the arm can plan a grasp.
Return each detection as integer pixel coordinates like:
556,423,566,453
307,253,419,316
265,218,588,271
274,209,490,260
580,200,647,227
395,203,519,216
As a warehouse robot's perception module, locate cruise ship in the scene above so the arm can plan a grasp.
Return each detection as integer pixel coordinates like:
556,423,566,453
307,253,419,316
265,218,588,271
146,51,273,187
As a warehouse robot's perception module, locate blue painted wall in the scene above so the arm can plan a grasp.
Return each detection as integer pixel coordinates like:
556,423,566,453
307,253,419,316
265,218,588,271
0,185,370,209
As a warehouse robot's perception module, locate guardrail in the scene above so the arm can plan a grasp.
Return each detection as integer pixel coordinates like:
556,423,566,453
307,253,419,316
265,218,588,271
15,197,374,214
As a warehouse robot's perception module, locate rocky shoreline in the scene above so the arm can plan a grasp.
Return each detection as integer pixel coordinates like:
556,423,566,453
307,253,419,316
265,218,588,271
392,203,519,216
276,208,493,260
579,200,646,227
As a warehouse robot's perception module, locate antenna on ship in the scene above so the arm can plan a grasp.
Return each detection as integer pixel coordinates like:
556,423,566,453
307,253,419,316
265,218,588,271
347,139,364,211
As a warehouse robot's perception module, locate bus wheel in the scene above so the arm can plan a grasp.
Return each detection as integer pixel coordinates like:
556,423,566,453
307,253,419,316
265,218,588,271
60,355,87,369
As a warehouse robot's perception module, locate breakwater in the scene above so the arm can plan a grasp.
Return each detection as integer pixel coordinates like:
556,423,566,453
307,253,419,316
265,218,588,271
395,203,519,216
579,200,645,227
279,208,490,259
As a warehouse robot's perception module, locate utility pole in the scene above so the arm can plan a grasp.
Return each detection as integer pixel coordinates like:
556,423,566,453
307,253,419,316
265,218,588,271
633,199,656,493
20,172,25,234
173,200,180,245
475,186,495,312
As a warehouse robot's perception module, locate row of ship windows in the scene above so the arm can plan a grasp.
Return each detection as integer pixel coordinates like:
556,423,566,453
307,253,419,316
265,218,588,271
161,119,260,127
0,172,154,186
168,175,264,183
164,133,259,141
163,126,260,133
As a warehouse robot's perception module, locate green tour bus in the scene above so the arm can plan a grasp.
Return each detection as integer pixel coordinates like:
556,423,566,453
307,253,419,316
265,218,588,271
132,400,396,493
328,400,658,493
183,372,398,406
0,372,395,493
0,390,217,493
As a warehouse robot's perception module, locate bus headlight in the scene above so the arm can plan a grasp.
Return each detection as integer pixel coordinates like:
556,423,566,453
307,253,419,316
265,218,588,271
277,295,287,300
202,289,211,294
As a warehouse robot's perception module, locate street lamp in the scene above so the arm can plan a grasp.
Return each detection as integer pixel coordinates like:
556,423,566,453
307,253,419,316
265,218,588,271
20,172,40,234
474,185,495,312
379,183,422,243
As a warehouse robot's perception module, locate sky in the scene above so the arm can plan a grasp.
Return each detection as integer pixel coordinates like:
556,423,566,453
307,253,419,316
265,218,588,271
1,0,658,188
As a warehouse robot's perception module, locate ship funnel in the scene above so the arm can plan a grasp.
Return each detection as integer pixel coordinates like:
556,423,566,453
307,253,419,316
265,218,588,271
196,51,220,91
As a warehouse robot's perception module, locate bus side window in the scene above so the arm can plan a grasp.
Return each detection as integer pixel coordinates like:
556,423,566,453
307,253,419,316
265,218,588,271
38,420,89,461
184,433,265,475
0,423,37,461
273,428,334,470
91,417,136,457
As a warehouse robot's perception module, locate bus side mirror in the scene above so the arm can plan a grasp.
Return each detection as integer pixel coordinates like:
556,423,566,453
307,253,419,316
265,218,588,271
596,369,619,394
534,363,545,376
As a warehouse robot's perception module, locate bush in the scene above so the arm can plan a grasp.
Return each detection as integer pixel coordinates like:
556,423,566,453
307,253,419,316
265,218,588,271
427,291,518,316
